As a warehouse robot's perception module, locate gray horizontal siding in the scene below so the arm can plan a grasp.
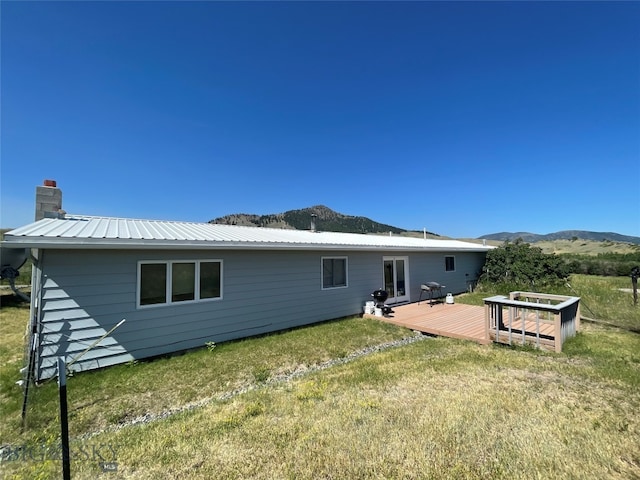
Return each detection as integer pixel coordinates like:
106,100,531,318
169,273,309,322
34,248,486,380
40,352,134,380
407,251,485,299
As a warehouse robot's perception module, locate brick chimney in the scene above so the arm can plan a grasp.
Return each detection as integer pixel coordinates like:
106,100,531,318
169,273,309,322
35,180,63,221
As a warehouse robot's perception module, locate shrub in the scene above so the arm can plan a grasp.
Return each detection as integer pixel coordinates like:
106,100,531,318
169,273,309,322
479,239,569,294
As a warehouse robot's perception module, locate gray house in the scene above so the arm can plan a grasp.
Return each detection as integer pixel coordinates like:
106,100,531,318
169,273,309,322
2,183,491,381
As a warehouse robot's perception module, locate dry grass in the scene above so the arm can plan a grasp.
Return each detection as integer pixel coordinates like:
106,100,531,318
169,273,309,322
0,296,409,443
3,328,639,479
536,239,638,255
25,336,640,478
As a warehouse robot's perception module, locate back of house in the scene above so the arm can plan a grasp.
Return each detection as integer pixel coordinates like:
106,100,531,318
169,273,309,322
1,181,491,381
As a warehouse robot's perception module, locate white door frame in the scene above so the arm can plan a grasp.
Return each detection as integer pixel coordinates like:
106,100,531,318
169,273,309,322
382,256,410,304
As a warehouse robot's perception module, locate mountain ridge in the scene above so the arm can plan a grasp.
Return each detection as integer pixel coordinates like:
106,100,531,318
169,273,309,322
479,230,640,245
209,205,440,236
210,206,639,244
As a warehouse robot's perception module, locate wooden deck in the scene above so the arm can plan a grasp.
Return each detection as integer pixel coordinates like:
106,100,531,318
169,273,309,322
364,301,491,345
365,292,579,352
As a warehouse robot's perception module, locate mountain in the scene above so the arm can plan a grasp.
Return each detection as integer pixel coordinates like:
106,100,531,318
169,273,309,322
210,208,637,245
479,230,640,245
209,205,440,236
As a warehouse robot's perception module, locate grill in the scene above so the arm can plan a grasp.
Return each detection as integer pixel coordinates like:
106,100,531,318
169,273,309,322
371,289,393,315
418,282,446,307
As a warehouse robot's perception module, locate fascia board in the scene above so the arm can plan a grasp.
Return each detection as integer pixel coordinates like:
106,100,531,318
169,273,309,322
1,237,492,252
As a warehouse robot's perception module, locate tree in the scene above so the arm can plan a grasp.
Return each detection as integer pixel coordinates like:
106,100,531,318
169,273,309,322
480,239,569,293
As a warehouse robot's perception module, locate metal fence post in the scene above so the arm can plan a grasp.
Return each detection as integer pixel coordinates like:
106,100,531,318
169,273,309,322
57,358,71,480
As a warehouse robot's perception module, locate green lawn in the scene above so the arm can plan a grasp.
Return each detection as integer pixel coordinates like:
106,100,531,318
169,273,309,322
1,275,639,479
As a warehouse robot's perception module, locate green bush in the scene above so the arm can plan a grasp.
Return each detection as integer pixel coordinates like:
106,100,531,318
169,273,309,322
478,239,569,294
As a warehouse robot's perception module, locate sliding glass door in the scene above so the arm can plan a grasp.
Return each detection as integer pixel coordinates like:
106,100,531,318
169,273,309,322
383,256,409,304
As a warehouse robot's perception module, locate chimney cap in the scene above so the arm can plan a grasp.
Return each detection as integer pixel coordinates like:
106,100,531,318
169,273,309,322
43,179,57,187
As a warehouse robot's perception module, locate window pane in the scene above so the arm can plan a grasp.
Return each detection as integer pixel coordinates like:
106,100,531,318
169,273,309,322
200,261,221,299
172,262,195,302
333,259,346,287
445,256,455,271
140,263,167,305
322,258,333,288
384,260,395,297
396,260,406,296
323,258,346,288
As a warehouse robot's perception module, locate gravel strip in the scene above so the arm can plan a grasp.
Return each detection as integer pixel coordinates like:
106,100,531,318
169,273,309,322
77,331,428,440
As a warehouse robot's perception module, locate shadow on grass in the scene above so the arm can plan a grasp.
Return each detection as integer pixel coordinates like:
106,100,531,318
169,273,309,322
0,292,30,309
581,316,640,335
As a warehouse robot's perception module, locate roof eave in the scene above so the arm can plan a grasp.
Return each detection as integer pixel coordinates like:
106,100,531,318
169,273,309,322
1,237,493,252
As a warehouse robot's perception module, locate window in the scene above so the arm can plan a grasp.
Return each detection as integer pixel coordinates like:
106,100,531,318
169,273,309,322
139,263,167,306
322,257,347,289
172,262,195,302
138,260,222,307
445,256,455,272
200,261,221,299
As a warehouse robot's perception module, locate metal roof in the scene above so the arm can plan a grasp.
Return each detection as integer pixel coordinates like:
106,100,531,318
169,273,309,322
2,215,492,252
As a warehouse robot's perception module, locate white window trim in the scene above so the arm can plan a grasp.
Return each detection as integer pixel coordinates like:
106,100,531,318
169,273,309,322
137,259,223,309
445,255,456,273
321,256,348,290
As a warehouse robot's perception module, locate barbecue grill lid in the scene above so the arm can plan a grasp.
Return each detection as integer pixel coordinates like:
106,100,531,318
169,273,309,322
372,289,389,301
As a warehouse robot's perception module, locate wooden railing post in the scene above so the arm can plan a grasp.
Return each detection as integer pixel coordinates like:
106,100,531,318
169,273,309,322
484,303,490,343
554,311,562,353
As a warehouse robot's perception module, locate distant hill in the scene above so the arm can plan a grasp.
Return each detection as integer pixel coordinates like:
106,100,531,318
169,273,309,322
479,230,640,245
210,205,441,237
210,208,638,246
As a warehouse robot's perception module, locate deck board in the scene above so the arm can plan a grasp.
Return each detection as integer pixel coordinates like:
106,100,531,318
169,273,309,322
364,301,558,348
365,302,491,345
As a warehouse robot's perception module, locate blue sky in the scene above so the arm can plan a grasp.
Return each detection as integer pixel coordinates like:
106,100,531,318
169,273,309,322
1,1,639,238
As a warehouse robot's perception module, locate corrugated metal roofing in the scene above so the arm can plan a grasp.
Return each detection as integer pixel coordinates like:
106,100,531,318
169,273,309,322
2,215,492,252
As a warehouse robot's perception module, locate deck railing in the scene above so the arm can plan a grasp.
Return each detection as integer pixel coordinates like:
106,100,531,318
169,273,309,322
484,292,581,353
